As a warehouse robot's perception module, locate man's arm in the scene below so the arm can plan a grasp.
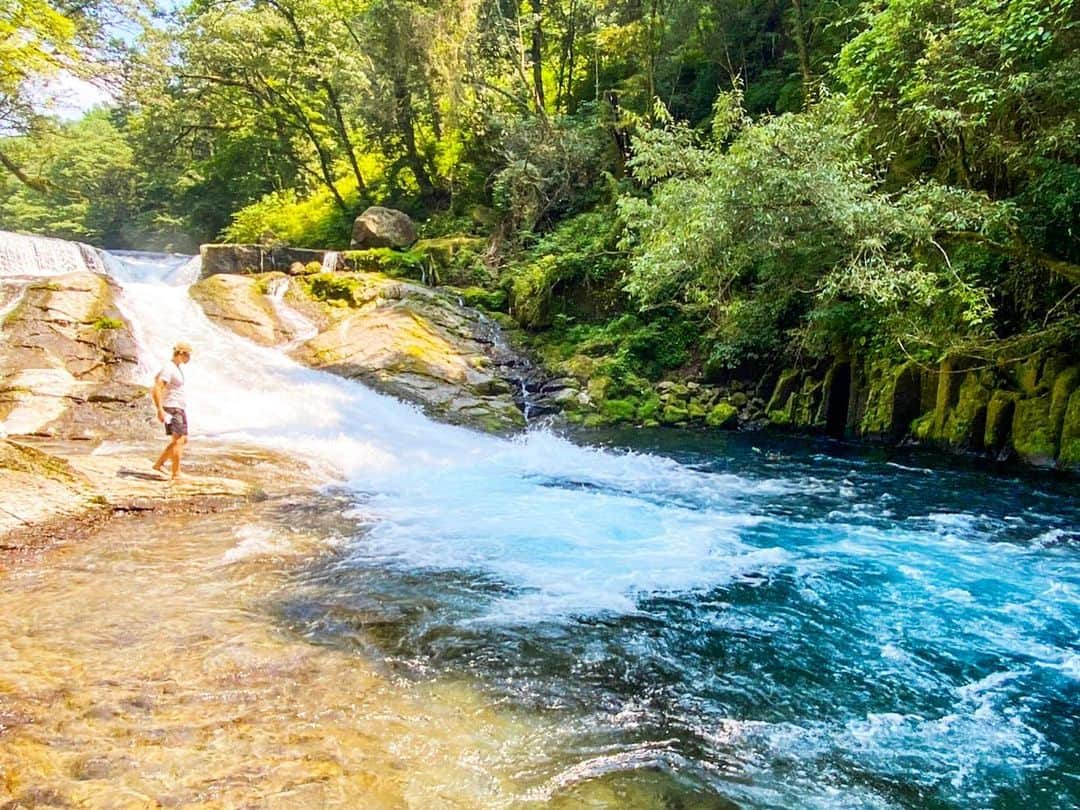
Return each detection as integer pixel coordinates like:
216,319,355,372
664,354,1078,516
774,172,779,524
151,374,167,423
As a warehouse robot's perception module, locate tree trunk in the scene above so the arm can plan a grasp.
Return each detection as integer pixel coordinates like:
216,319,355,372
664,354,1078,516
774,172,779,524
789,0,815,106
528,0,545,112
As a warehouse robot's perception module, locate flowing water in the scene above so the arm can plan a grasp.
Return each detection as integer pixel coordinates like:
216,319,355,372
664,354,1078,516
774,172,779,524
0,234,1078,808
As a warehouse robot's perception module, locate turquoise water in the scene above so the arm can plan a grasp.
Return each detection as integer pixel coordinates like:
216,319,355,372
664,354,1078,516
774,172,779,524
282,429,1079,808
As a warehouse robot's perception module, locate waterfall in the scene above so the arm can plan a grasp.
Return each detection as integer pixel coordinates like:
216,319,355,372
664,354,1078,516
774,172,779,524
321,250,340,272
265,275,319,349
0,230,107,277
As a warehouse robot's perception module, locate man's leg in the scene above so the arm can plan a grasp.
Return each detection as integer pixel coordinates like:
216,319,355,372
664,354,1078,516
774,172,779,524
154,437,178,473
170,435,187,479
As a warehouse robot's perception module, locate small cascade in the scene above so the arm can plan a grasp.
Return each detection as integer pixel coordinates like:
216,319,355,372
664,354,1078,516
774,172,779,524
104,251,200,286
265,275,319,348
474,310,543,422
0,230,107,277
321,250,340,273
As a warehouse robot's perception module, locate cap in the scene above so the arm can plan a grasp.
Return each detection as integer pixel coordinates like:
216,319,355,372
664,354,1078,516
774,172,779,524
173,341,193,355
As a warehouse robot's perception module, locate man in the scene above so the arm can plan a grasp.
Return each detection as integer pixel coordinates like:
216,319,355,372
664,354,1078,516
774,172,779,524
152,341,192,480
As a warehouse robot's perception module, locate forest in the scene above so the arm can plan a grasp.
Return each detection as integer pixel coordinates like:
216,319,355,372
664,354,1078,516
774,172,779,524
2,0,1078,423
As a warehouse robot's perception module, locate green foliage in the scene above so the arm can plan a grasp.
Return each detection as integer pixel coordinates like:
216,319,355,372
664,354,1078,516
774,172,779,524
492,112,610,233
505,209,627,329
222,186,356,249
92,316,124,330
0,110,143,246
619,95,1016,365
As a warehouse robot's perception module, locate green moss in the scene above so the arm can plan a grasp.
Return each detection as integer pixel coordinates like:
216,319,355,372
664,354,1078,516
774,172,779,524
1014,356,1041,396
1012,397,1056,466
765,369,801,415
706,402,738,428
414,236,486,286
767,408,793,426
587,375,612,402
509,255,559,329
92,316,124,330
341,248,427,281
305,273,363,306
1049,366,1079,445
600,397,639,422
659,404,689,424
983,391,1017,451
636,394,661,421
939,373,991,448
1058,390,1080,467
449,286,507,312
911,413,934,441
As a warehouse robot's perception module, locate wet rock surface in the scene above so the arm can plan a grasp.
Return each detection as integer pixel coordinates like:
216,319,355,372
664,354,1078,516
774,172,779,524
192,270,534,433
0,438,325,552
0,271,153,441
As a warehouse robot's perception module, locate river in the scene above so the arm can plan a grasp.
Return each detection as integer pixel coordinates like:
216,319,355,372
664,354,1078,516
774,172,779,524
0,238,1077,808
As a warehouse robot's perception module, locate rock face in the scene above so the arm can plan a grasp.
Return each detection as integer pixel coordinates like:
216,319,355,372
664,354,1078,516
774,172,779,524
190,269,529,433
0,272,154,440
350,207,417,249
189,273,311,347
763,351,1080,470
200,244,331,278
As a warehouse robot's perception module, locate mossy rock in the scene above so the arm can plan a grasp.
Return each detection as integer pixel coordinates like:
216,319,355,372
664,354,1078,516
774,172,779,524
911,413,934,441
1049,366,1079,445
414,236,486,286
706,402,738,429
860,360,922,439
303,273,374,307
509,255,559,329
983,391,1018,453
561,354,601,379
446,286,507,312
1012,397,1056,467
660,405,689,425
767,409,793,427
340,248,427,281
938,372,991,449
1058,389,1080,468
688,402,708,420
600,397,639,423
636,395,662,421
1014,356,1042,396
765,369,801,417
587,375,613,402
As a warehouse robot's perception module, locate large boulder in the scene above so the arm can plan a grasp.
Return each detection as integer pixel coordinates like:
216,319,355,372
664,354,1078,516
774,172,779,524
292,271,528,433
190,273,316,347
0,272,153,440
350,207,417,249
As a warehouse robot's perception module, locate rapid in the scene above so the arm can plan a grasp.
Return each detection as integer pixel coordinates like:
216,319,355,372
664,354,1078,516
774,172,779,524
0,234,1077,808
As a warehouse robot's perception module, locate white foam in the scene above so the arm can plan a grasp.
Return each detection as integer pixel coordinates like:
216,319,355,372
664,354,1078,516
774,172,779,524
218,525,293,564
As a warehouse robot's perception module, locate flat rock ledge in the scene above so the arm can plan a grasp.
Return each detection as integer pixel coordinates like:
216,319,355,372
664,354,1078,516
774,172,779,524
0,438,327,554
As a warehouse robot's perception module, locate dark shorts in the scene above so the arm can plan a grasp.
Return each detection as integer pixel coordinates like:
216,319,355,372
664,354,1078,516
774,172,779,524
164,407,188,437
